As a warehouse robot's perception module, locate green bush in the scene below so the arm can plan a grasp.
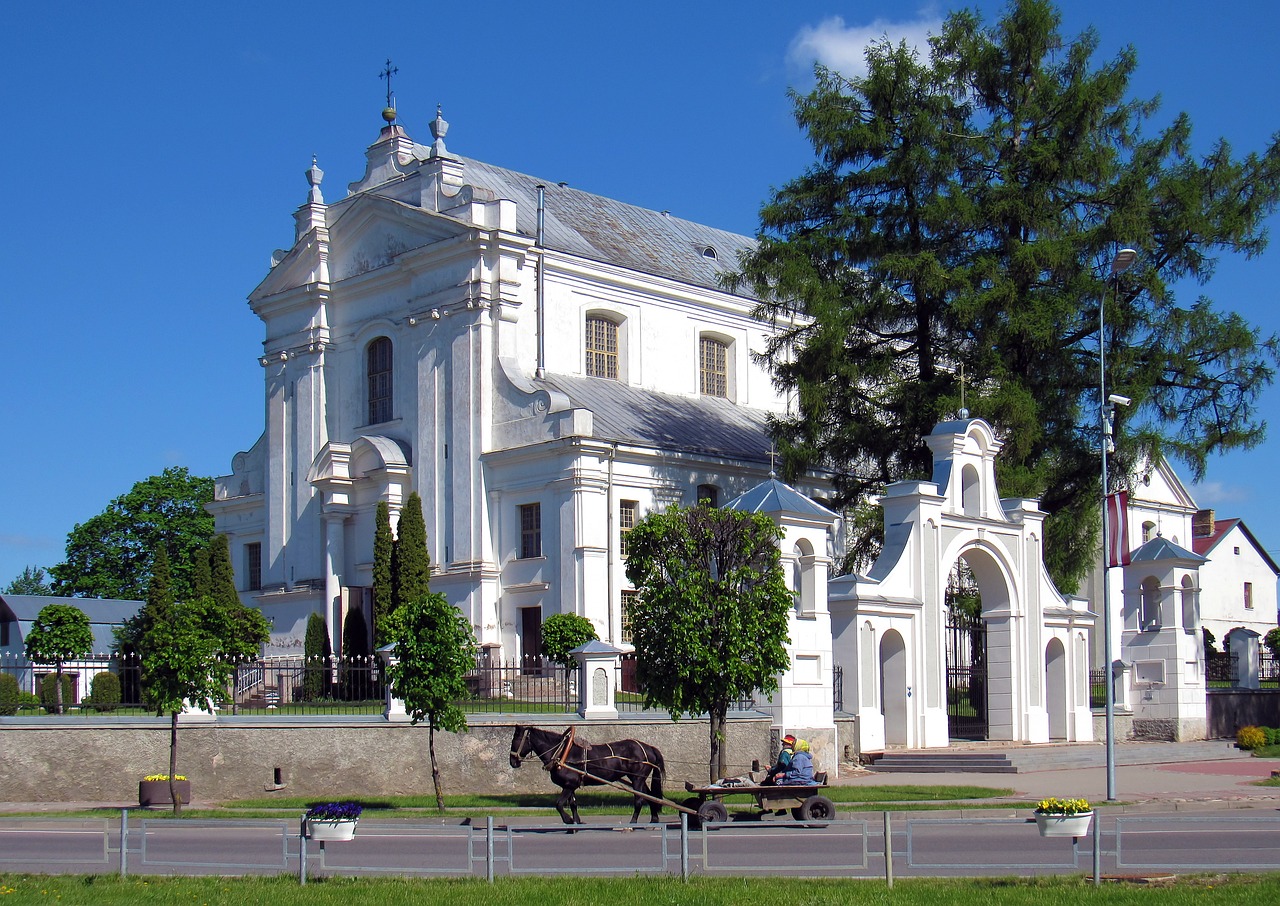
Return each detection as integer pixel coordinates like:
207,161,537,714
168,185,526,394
0,673,19,715
541,613,599,668
89,671,122,712
1237,725,1266,750
1266,727,1280,747
18,691,40,709
40,674,76,711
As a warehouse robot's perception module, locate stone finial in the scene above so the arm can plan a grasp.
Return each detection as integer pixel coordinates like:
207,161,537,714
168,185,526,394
306,155,325,205
430,104,449,156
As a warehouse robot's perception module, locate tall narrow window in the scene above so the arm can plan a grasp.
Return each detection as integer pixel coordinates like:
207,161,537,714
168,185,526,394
620,590,638,644
245,542,262,592
367,337,393,424
519,503,542,559
1245,581,1254,610
699,336,728,397
619,499,638,558
1140,577,1162,629
585,316,618,379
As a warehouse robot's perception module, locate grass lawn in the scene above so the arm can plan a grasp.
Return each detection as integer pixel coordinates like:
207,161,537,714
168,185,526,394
1,873,1278,905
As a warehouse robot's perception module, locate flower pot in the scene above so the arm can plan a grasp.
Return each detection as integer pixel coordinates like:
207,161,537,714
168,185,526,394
306,818,358,841
1035,810,1093,837
138,779,191,808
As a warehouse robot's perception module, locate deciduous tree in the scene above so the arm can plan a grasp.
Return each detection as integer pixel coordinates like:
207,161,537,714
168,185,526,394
50,467,215,601
729,0,1280,590
623,504,791,782
540,613,599,669
24,603,93,714
388,593,477,810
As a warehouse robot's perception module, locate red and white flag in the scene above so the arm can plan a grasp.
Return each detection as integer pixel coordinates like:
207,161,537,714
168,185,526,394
1106,491,1130,567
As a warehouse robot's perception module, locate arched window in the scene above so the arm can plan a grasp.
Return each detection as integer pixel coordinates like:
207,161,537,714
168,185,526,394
1142,521,1156,543
961,464,981,516
699,336,728,398
1140,577,1162,630
585,316,619,379
367,337,393,424
1180,575,1197,631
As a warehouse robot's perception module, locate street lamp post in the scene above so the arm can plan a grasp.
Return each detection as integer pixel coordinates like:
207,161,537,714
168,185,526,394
1100,247,1137,802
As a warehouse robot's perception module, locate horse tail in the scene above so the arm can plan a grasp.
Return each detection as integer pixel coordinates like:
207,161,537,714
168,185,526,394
647,744,665,802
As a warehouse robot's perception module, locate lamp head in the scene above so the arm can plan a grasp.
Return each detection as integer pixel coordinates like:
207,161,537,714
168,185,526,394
1110,248,1138,275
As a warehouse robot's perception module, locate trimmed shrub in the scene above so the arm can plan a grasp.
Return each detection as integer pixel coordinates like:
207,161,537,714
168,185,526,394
89,671,122,712
0,673,19,715
541,613,599,668
1237,725,1266,750
40,674,76,711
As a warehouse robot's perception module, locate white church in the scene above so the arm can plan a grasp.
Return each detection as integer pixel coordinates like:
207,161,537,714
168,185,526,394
210,97,1249,757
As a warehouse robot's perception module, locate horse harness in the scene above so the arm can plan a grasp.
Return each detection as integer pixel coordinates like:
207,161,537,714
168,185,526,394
512,727,662,775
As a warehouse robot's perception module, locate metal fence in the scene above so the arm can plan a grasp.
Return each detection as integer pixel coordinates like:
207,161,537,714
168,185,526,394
1206,650,1239,685
1089,668,1107,709
0,653,578,717
6,810,1280,883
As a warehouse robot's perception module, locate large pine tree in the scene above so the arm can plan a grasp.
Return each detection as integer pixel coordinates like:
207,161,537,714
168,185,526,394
731,0,1280,589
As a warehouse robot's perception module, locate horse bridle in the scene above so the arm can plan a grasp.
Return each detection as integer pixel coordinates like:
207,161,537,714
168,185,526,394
510,727,532,766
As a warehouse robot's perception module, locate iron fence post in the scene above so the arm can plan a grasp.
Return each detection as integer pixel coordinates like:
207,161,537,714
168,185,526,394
486,816,494,883
298,817,307,885
1093,812,1101,886
884,811,893,889
119,808,128,878
680,811,689,881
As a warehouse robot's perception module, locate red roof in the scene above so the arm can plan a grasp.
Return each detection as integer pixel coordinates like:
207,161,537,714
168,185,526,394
1194,518,1280,575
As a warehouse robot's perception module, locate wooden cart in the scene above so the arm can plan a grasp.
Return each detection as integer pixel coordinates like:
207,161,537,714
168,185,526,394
682,774,835,825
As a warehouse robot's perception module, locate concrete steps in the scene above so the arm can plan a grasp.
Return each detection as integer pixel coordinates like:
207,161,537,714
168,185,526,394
870,752,1018,774
865,739,1242,775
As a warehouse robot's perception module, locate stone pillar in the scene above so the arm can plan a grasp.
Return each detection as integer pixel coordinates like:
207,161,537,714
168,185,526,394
1227,628,1261,690
323,512,346,656
378,644,409,721
570,640,623,720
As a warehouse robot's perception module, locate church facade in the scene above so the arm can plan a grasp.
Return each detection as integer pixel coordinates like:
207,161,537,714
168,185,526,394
208,107,832,676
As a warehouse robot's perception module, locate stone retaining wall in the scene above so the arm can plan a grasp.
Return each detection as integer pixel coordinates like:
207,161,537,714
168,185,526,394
0,716,774,803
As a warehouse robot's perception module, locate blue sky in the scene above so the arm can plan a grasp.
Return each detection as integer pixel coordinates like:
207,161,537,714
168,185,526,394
2,1,1278,589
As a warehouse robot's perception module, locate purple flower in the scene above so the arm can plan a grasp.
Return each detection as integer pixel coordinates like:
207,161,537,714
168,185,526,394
305,800,364,820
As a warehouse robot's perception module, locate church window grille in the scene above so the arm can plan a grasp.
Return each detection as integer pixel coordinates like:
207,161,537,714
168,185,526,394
585,317,618,379
367,337,393,424
519,503,542,559
245,542,262,592
699,336,728,397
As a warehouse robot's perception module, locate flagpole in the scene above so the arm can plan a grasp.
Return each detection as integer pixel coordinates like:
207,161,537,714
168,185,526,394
1100,248,1137,803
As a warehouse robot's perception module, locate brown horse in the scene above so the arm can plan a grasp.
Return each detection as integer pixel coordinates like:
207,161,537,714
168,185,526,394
509,725,665,825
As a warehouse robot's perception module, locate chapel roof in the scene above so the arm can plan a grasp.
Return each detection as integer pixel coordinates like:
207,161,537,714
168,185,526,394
1129,536,1206,565
725,478,838,521
535,373,772,464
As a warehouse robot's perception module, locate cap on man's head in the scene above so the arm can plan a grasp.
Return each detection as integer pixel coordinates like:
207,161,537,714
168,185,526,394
782,734,796,745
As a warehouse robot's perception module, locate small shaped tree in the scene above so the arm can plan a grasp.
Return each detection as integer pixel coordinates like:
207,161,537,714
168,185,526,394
302,612,331,701
372,501,394,646
388,593,477,810
139,593,269,814
24,603,93,714
541,613,599,669
391,493,431,612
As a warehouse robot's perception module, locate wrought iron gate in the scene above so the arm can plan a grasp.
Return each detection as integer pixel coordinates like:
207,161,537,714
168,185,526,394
946,608,988,739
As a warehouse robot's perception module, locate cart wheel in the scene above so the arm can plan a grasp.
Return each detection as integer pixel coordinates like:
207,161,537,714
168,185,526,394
789,807,805,821
798,795,835,824
697,800,729,825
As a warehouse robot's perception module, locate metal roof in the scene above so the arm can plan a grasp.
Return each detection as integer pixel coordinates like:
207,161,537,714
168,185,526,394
536,373,773,463
726,478,837,521
0,595,142,653
453,156,759,295
1129,536,1206,565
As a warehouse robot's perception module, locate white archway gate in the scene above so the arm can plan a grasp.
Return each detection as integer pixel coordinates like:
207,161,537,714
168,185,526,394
829,418,1096,752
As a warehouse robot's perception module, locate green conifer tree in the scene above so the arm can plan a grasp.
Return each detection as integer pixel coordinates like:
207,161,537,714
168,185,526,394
372,500,394,646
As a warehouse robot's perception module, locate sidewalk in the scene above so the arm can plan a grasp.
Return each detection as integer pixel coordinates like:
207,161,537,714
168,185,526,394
837,739,1280,812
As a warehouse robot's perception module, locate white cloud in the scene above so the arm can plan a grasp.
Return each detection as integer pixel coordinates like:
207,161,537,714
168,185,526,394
787,11,943,80
1190,481,1251,506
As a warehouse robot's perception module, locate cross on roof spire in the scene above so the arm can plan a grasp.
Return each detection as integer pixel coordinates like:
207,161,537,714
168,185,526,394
767,444,780,479
380,59,399,108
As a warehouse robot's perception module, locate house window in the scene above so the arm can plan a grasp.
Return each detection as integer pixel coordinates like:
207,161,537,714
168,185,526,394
1142,521,1155,543
695,484,718,507
245,542,262,592
519,503,542,559
620,590,638,644
585,316,619,379
619,499,638,558
1245,581,1254,610
367,337,393,424
699,336,728,397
